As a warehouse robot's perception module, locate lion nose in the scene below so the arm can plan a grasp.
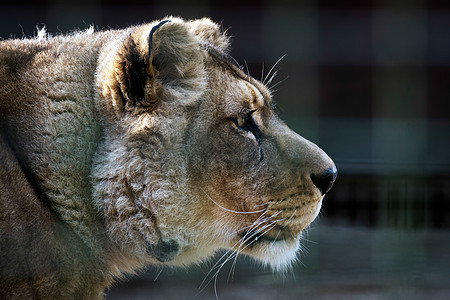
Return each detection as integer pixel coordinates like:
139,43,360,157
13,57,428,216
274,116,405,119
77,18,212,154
310,167,337,195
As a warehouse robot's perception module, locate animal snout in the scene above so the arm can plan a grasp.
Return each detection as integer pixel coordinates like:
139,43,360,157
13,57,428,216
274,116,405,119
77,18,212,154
310,167,337,195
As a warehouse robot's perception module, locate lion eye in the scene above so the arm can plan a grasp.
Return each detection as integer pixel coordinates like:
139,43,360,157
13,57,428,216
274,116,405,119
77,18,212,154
233,111,261,140
236,115,245,127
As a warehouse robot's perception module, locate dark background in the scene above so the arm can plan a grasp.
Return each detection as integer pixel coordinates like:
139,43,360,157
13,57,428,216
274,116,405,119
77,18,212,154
1,0,449,299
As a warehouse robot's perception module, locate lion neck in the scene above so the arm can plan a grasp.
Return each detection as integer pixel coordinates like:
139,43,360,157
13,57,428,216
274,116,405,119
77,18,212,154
0,29,119,258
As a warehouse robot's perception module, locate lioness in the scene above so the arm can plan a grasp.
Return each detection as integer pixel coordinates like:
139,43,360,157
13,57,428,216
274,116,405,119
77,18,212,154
0,17,336,299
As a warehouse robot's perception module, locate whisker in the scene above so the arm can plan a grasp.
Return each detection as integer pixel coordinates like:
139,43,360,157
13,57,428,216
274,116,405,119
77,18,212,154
153,267,164,282
254,200,273,208
260,61,265,83
208,251,236,300
201,188,265,214
301,237,318,245
243,58,250,81
240,216,286,243
212,248,242,300
228,251,240,283
271,228,282,243
287,209,297,223
263,54,286,85
237,216,269,246
198,249,239,297
265,70,279,87
239,214,286,247
230,216,273,236
235,212,275,250
237,222,279,252
199,210,290,296
199,212,270,292
268,76,289,92
199,245,239,291
231,223,262,235
233,211,273,230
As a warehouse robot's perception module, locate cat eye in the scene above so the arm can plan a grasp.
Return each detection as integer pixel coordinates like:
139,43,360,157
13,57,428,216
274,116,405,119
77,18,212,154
233,110,261,140
236,114,246,128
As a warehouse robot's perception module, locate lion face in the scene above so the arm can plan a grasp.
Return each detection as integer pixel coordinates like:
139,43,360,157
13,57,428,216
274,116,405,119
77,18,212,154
92,18,336,272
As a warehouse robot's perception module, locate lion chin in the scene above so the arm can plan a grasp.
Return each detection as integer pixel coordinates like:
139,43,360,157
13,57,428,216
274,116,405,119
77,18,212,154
0,16,336,299
153,196,325,272
165,232,302,273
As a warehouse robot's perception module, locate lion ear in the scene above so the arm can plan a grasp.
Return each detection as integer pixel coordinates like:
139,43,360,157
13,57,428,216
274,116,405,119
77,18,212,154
146,19,206,100
147,20,172,72
114,29,158,109
114,19,205,110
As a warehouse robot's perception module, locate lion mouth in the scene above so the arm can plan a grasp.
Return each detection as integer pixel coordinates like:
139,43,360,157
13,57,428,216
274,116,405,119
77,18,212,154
240,226,295,245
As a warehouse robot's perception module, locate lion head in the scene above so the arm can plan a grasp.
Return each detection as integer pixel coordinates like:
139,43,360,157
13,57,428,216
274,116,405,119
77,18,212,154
92,17,336,273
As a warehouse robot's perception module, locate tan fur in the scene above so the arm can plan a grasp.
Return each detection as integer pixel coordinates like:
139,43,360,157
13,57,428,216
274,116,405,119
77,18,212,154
0,17,336,298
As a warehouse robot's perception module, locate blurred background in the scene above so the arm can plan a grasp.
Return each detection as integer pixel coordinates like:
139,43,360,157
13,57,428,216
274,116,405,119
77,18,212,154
1,0,449,299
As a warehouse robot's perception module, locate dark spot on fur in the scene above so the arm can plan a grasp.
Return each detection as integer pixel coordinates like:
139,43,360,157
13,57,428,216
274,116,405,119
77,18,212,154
118,37,148,106
147,239,179,262
0,46,46,75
